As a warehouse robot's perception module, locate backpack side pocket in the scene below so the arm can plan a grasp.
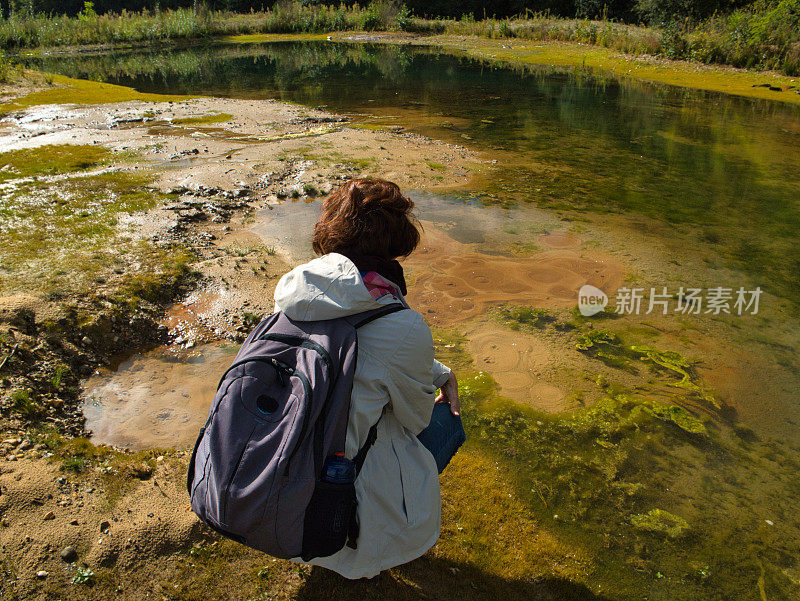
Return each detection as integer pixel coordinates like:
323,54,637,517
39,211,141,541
300,479,357,561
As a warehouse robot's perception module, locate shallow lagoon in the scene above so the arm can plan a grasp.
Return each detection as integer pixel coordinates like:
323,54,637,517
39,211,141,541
25,41,800,599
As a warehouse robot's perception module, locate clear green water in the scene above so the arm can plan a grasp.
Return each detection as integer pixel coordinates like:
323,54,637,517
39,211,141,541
25,41,800,600
23,41,800,303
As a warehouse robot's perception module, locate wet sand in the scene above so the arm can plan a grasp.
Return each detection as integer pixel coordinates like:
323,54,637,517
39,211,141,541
405,224,625,327
465,322,568,412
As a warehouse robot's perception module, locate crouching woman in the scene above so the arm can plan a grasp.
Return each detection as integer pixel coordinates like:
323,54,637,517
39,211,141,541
273,177,465,579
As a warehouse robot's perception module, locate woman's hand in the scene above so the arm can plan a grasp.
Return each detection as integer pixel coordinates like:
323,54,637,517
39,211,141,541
435,371,460,416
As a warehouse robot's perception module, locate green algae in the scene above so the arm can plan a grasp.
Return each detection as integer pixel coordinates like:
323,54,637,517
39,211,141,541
631,509,690,538
632,345,721,409
433,331,800,599
646,404,708,435
575,328,618,351
572,326,721,410
494,304,557,330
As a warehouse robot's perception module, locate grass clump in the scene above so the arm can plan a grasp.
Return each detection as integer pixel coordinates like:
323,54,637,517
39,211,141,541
11,388,42,416
37,430,173,508
262,0,404,33
0,144,110,183
173,112,233,125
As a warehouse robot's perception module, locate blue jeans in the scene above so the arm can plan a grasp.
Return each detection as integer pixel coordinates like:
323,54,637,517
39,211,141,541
417,402,466,474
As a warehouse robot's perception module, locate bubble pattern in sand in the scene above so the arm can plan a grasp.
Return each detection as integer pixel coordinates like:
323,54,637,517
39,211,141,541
466,323,567,412
405,225,624,327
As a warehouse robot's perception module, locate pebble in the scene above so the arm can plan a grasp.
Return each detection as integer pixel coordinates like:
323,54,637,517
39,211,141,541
43,511,55,520
60,546,78,563
36,570,48,579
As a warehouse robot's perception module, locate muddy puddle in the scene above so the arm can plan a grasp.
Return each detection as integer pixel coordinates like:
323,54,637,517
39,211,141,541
82,344,237,449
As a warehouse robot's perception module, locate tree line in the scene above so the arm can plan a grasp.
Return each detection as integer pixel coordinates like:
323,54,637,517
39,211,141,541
0,0,759,25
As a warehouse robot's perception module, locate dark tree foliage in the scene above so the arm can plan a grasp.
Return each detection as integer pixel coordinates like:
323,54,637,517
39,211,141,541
574,0,637,20
634,0,751,24
0,0,766,27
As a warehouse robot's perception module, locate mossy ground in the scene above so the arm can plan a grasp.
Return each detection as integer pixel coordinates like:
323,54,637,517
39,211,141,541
0,144,188,298
0,71,195,115
173,112,234,125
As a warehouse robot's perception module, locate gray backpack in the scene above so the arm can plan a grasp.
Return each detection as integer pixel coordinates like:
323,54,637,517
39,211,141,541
187,303,405,561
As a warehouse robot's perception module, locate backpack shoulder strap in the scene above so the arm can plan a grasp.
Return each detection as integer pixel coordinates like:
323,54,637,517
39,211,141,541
346,302,405,472
352,421,378,475
347,302,406,329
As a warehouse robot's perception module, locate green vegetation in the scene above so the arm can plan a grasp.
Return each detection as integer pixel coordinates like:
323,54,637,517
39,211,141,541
0,1,797,76
261,0,404,33
690,0,800,75
0,2,402,50
173,112,233,125
0,144,190,299
0,5,218,48
70,565,94,585
407,4,800,75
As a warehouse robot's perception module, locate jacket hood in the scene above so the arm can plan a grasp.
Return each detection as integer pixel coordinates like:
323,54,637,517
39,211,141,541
274,252,390,321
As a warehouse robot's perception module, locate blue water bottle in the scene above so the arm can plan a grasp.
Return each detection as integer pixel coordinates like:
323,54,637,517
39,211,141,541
322,452,356,484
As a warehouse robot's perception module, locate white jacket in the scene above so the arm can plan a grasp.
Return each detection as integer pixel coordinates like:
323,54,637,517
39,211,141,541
273,253,451,579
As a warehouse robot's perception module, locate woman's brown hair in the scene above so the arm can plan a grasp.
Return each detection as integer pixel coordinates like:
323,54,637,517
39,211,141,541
312,178,420,259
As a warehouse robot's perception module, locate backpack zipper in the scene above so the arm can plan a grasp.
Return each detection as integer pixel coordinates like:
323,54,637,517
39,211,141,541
272,356,314,466
257,334,337,465
258,333,333,376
